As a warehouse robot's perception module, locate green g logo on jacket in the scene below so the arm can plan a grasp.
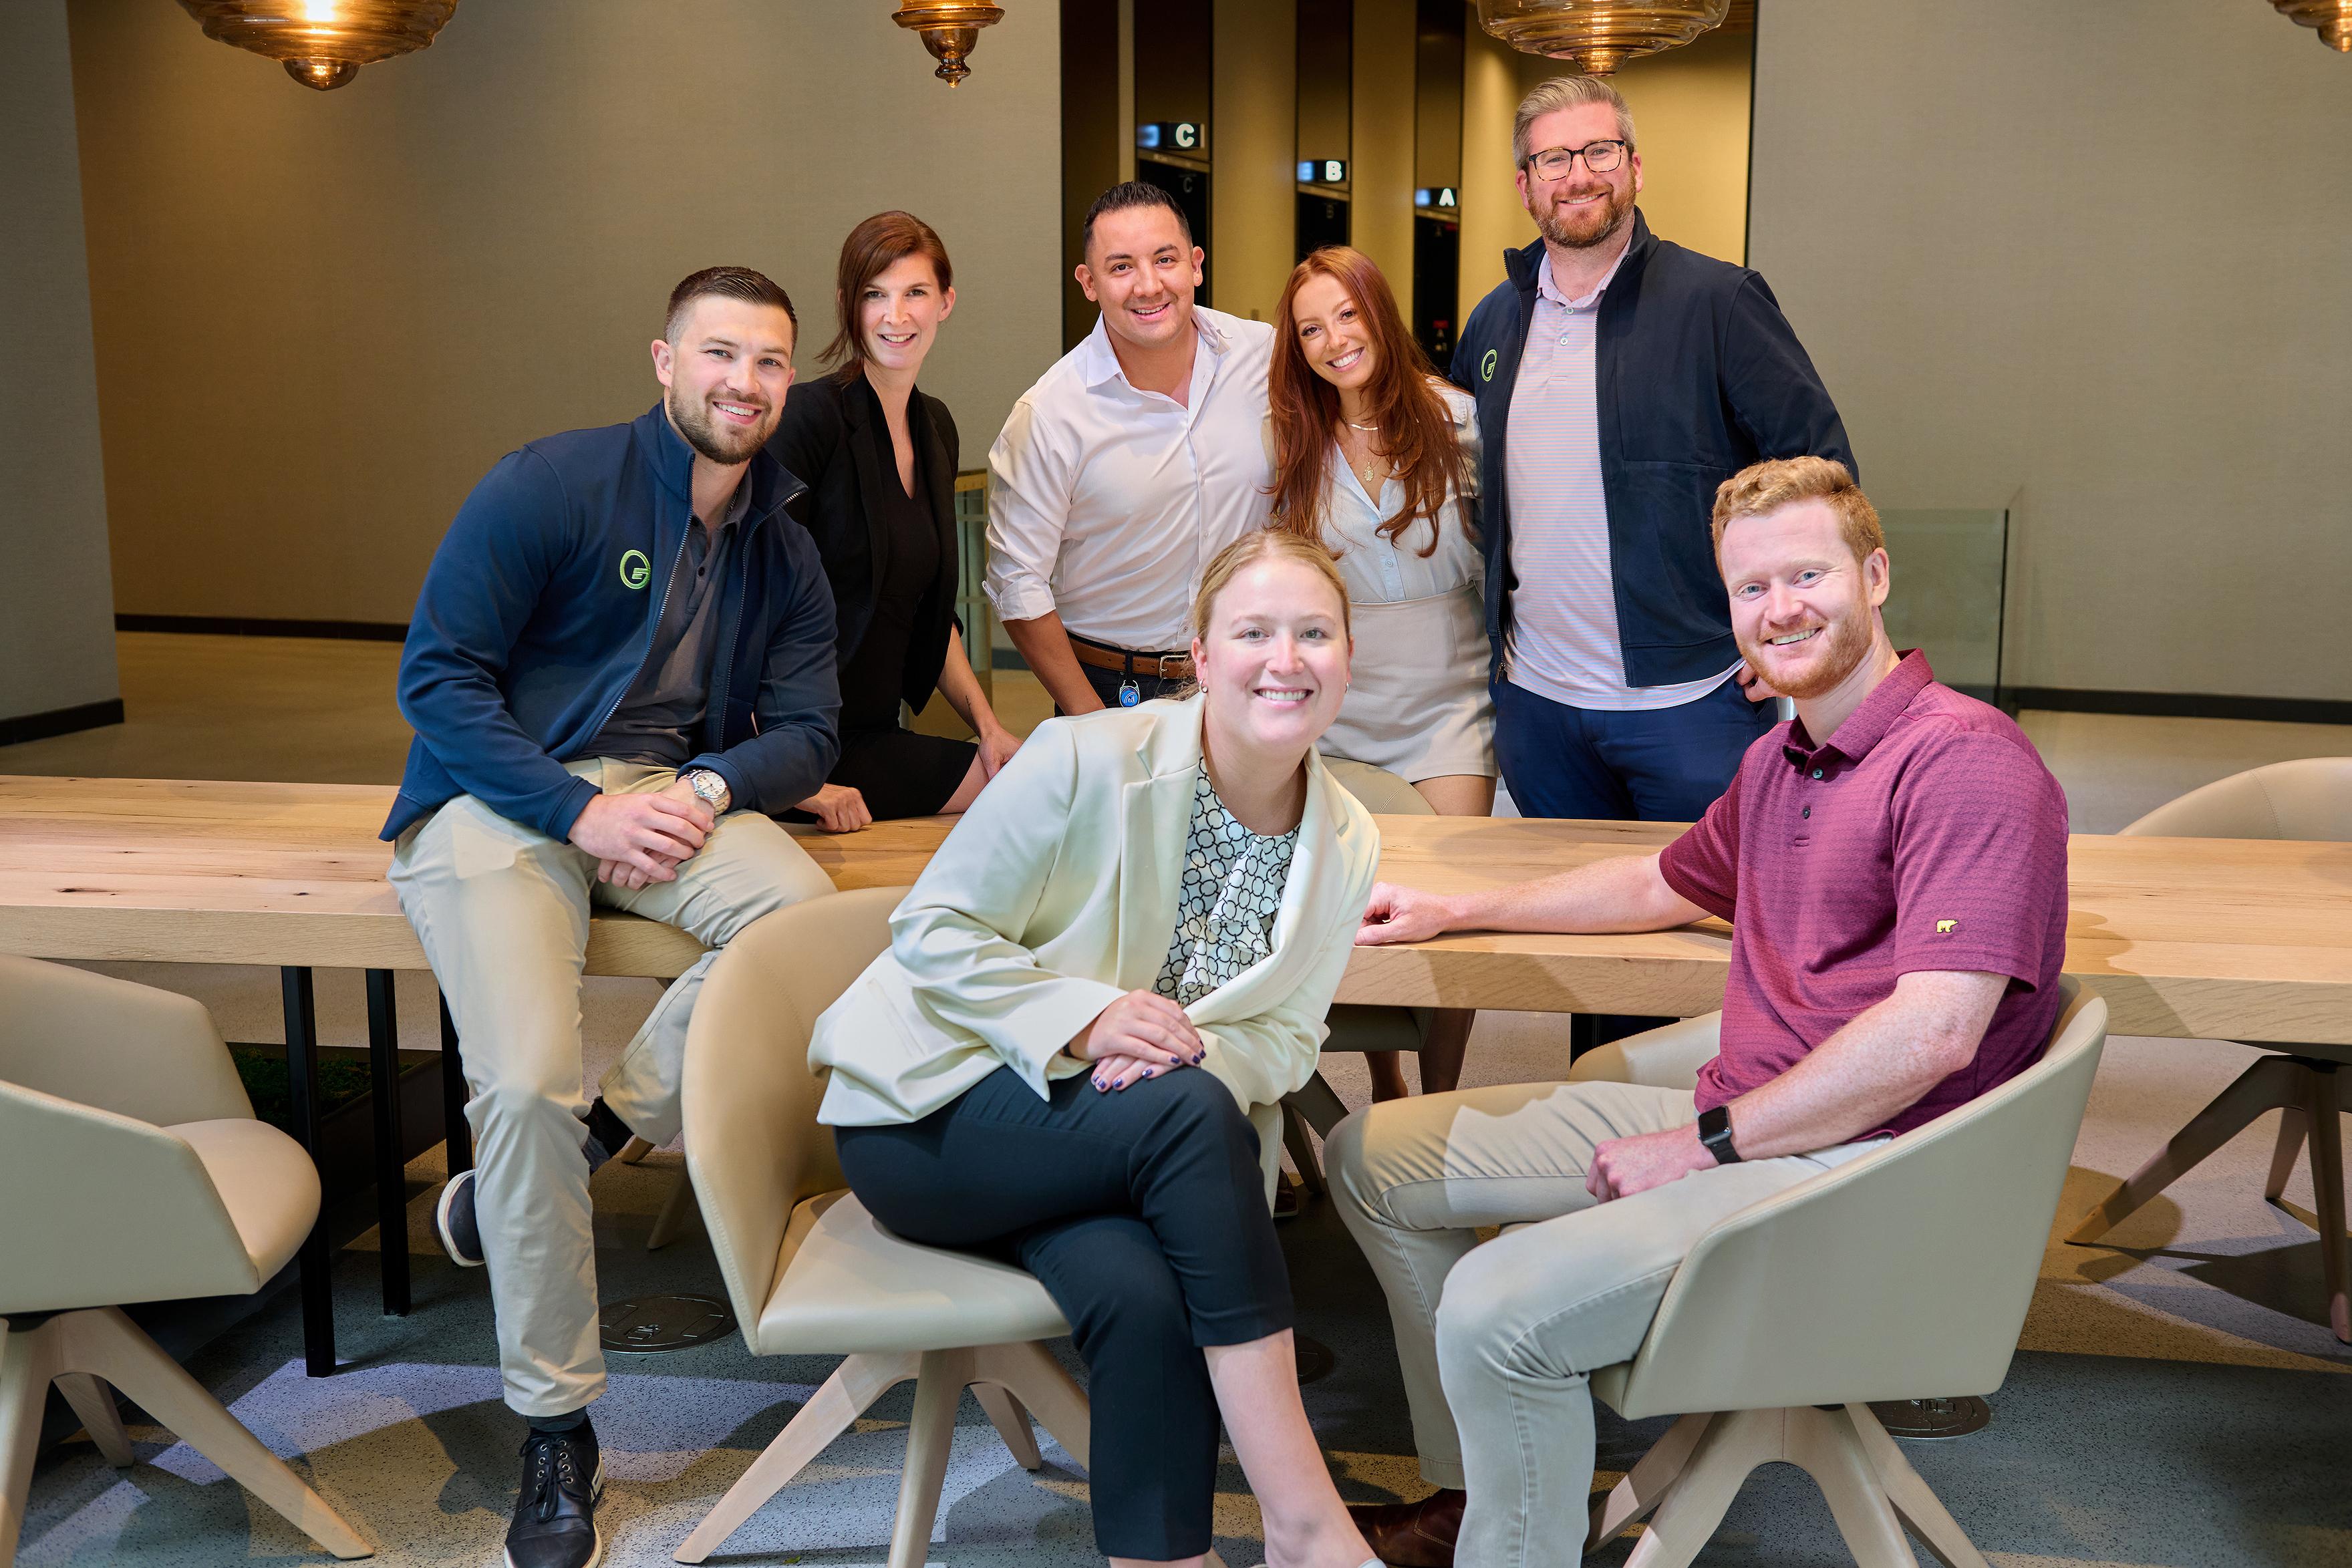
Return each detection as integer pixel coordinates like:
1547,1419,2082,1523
619,549,651,590
1480,348,1498,383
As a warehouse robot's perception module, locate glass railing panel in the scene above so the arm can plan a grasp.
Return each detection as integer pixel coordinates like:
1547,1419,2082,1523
1877,508,2009,706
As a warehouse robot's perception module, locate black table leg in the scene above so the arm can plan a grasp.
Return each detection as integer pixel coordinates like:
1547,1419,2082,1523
281,967,337,1376
365,970,410,1317
440,993,473,1175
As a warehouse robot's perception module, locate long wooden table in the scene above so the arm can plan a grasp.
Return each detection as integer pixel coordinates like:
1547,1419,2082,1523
7,775,2351,1370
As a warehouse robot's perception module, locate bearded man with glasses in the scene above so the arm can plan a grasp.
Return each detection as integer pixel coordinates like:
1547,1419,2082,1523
1449,77,1853,949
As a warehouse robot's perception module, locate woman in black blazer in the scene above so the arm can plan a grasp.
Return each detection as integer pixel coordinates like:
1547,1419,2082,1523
769,212,1020,829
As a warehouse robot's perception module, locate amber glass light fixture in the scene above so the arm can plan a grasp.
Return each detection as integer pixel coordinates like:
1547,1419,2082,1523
176,1,460,92
2272,0,2352,51
892,1,1006,87
1476,0,1731,74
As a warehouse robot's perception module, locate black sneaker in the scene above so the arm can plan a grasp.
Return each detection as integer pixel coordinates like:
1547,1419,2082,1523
506,1422,603,1568
434,1168,484,1268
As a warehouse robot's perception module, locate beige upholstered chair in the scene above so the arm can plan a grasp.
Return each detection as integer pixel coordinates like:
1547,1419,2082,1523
670,889,1090,1568
2071,756,2352,1342
0,955,371,1566
1566,980,2108,1567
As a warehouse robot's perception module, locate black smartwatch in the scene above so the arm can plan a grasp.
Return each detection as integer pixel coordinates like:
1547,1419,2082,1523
1697,1104,1743,1165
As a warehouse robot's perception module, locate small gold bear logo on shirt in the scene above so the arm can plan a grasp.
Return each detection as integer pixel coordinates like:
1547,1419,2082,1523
1936,919,1960,934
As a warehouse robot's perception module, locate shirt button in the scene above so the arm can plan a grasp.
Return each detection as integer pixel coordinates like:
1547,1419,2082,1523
1811,768,1825,780
1801,805,1811,818
1558,335,1570,345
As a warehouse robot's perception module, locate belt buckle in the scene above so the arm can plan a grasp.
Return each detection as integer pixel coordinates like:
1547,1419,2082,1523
1156,653,1186,682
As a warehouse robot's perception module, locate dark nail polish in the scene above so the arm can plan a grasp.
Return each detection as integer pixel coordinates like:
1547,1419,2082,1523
1143,1068,1154,1078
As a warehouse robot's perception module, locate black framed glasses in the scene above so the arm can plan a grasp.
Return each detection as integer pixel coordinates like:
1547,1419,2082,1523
1523,140,1629,179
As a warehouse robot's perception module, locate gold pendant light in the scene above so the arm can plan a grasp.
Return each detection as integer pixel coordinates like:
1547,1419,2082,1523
1476,0,1731,75
892,1,1006,88
2272,0,2352,51
176,1,460,92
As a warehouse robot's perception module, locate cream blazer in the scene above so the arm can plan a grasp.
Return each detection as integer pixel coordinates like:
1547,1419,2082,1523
811,695,1380,1167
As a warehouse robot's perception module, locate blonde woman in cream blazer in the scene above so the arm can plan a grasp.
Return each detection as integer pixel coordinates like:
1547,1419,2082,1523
811,532,1386,1568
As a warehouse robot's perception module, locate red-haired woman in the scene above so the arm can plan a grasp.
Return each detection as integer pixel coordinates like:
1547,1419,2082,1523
1270,245,1491,1098
768,211,1020,830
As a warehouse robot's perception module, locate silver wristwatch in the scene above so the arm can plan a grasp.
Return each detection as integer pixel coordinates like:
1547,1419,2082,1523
683,769,732,814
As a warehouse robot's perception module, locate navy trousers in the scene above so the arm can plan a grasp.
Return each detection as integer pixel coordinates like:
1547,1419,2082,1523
1492,672,1775,823
833,1066,1289,1561
1493,673,1775,1049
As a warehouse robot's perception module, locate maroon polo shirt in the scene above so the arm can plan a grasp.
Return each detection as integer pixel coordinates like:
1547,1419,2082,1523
1657,651,2069,1138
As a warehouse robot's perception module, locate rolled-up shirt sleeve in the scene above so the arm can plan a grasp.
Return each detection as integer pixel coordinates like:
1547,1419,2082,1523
984,396,1070,625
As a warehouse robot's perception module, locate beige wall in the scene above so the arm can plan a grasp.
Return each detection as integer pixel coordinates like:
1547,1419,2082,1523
1457,24,1755,325
1,0,119,725
67,0,1062,625
1212,0,1299,324
1749,1,2352,701
1352,0,1421,303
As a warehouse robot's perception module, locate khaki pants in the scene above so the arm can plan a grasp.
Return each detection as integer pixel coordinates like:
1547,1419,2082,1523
1326,1080,1883,1568
389,759,833,1416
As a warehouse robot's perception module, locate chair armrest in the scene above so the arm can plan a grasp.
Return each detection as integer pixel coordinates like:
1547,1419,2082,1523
1566,1013,1721,1092
0,1080,262,1313
1609,987,2107,1418
0,955,251,1126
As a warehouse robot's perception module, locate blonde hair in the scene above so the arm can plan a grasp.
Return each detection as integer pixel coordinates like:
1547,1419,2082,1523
1710,457,1885,564
1513,75,1638,165
1191,530,1352,643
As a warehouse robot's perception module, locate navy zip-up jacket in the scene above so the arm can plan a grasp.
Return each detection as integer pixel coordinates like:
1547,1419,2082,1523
383,402,841,844
1449,212,1854,688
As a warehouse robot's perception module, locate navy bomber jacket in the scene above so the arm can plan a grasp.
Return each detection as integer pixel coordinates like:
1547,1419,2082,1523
1449,212,1855,689
383,402,841,844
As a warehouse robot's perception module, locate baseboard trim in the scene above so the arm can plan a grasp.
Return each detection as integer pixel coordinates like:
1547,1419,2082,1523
0,697,125,747
116,613,408,643
2011,687,2352,727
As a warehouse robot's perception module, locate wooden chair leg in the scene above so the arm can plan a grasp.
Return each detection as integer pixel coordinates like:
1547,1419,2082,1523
65,1309,370,1559
1,1319,64,1568
1620,1406,1777,1568
971,1341,1092,1470
2306,1068,2350,1344
2265,1100,2310,1203
673,1350,919,1563
617,1136,657,1165
1284,1072,1351,1140
1788,1407,1912,1568
1588,1412,1711,1552
53,1373,132,1468
1849,1404,1991,1568
2069,1055,2302,1244
971,1382,1042,1470
646,1168,697,1251
886,1350,972,1568
1282,1104,1327,1197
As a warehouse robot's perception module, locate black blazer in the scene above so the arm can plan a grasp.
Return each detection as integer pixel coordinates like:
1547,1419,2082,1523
766,369,961,716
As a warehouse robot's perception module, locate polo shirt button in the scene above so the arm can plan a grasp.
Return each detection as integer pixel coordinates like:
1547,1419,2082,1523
1801,805,1811,818
1558,335,1570,345
1811,768,1825,779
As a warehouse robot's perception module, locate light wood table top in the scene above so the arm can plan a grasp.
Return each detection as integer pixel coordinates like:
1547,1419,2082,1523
4,775,2348,1045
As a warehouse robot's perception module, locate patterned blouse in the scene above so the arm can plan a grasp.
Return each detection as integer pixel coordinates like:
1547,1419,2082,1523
1154,766,1301,1006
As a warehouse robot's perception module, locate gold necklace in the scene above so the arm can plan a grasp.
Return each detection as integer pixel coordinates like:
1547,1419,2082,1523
1340,420,1389,488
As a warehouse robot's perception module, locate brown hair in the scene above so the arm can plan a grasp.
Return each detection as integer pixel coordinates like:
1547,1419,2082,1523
820,211,954,375
1191,530,1352,643
664,266,796,343
1710,456,1886,563
1267,247,1469,557
1513,75,1638,164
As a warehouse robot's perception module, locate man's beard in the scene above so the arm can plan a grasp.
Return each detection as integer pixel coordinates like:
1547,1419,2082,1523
1533,182,1635,250
668,386,771,465
1739,609,1874,701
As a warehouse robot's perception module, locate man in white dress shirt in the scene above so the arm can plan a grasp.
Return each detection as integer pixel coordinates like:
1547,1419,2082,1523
987,181,1277,712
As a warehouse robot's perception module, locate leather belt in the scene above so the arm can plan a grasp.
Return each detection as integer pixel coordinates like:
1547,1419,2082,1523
1068,638,1195,682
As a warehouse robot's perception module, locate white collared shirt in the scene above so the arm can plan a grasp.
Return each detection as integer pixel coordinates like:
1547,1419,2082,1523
1316,381,1483,605
986,305,1277,651
1505,249,1739,710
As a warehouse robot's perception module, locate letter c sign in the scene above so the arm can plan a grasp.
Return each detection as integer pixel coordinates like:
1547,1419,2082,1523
619,549,651,590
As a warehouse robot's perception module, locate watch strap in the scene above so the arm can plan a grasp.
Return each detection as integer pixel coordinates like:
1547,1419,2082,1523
1698,1104,1742,1165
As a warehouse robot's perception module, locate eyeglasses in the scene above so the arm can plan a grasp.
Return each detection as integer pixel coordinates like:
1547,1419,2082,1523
1523,140,1630,180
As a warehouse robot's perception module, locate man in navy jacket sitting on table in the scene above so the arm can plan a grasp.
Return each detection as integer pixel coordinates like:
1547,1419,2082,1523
384,266,839,1568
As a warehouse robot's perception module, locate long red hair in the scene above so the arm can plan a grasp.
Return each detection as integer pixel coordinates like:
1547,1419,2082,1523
1267,247,1468,558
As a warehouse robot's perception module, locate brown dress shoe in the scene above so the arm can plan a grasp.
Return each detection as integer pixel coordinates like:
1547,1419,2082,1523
1349,1487,1466,1568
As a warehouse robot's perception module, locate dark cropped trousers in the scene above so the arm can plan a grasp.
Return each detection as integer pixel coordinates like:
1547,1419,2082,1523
833,1064,1292,1561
